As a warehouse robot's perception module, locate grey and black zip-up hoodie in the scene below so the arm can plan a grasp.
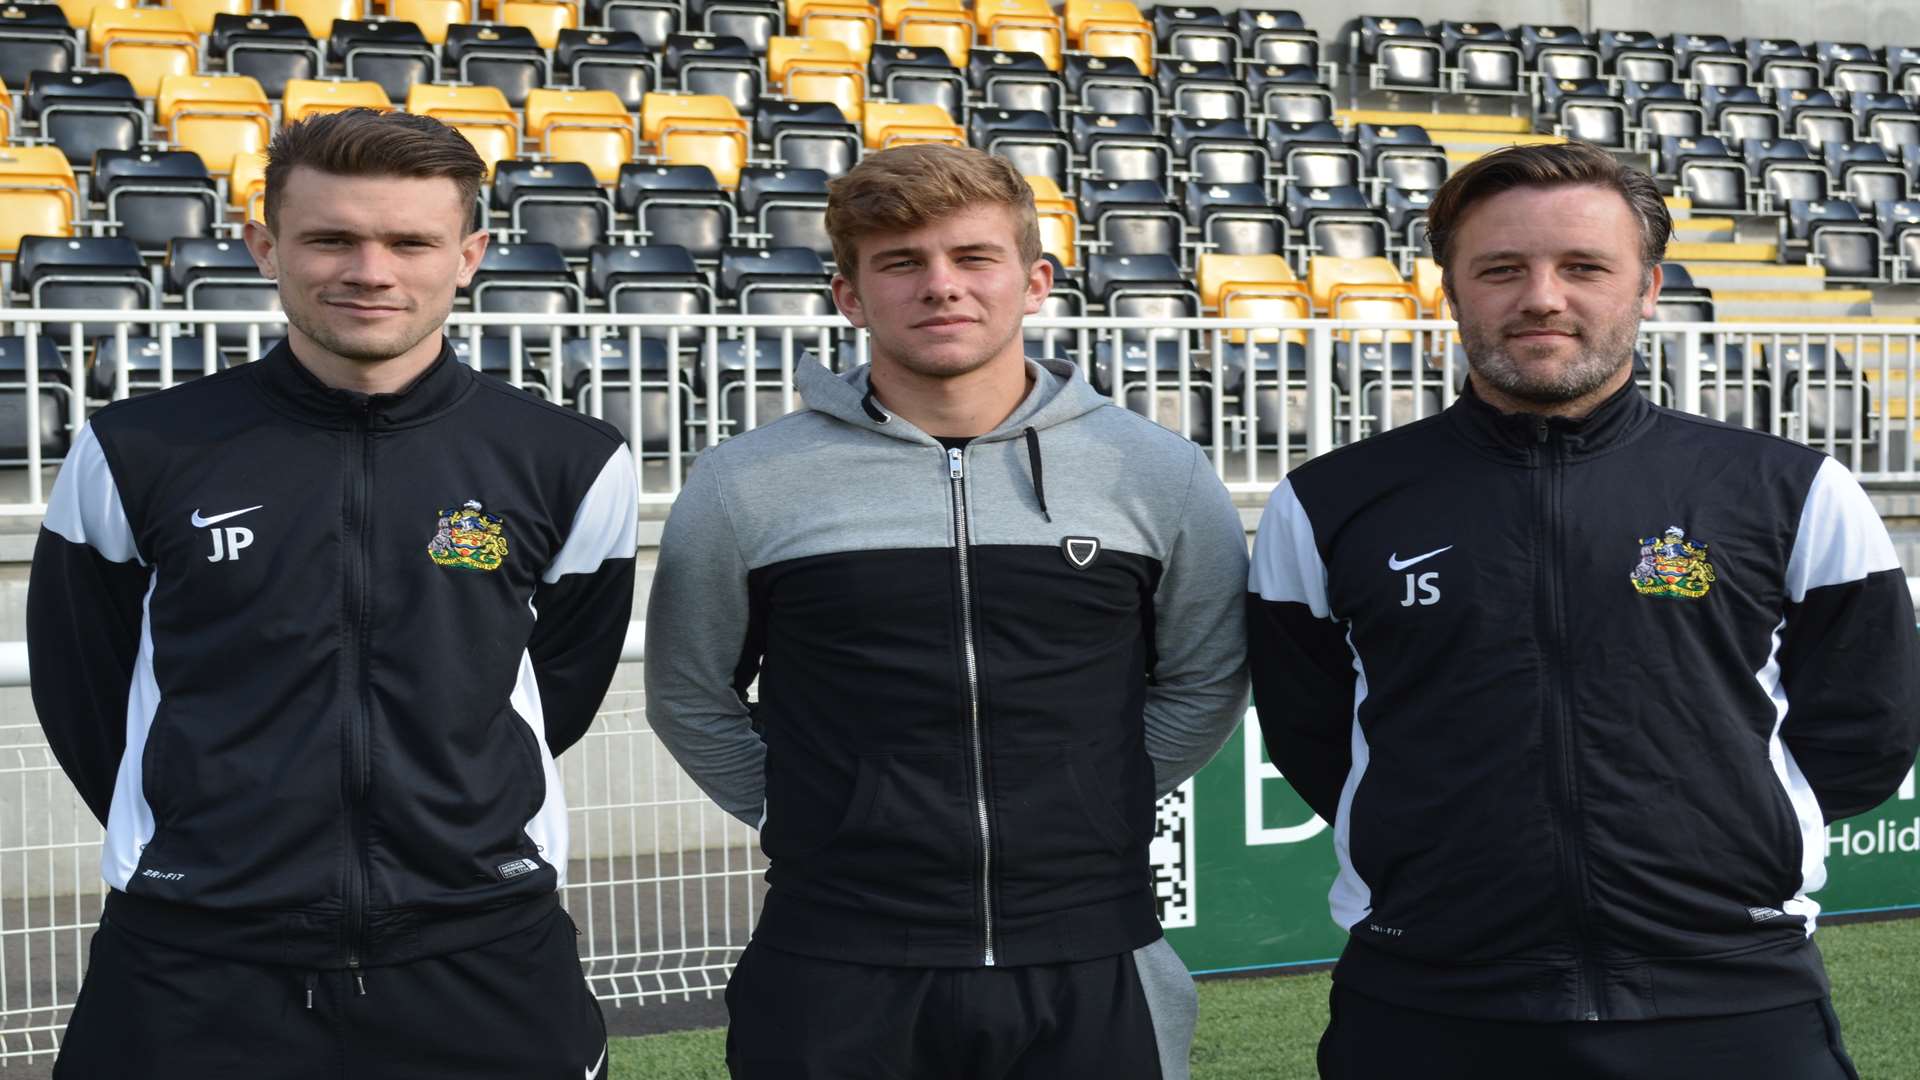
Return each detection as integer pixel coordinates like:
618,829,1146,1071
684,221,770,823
646,357,1249,968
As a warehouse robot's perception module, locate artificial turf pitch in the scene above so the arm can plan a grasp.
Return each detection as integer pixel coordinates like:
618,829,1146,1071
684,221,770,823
606,915,1920,1079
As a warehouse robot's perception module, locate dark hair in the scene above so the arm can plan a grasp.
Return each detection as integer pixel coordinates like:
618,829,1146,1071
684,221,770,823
262,108,486,233
826,143,1041,277
1424,140,1672,279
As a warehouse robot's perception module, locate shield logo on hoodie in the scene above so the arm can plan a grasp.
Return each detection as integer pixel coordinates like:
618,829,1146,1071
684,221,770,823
1061,536,1100,569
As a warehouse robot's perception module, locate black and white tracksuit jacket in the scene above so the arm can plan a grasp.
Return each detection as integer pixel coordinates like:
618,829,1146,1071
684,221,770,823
28,339,639,971
645,358,1250,969
1249,380,1920,1022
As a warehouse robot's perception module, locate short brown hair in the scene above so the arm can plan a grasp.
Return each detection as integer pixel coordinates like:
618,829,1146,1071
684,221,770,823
1425,140,1672,280
825,144,1041,276
262,108,486,233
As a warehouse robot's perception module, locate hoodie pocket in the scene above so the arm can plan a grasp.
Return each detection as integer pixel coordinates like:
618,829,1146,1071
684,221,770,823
779,752,974,911
993,746,1142,914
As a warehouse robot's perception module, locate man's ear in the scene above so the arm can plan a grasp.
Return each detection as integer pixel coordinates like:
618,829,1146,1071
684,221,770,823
1023,255,1055,315
241,219,277,280
831,272,869,328
455,228,490,289
1640,261,1664,319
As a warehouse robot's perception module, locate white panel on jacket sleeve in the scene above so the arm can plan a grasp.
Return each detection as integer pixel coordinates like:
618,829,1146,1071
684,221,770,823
101,574,162,890
1249,478,1331,616
545,444,639,583
43,424,142,564
1784,456,1898,601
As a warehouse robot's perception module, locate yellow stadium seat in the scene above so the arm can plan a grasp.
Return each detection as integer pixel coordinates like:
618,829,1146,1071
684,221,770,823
640,93,749,187
283,79,394,123
898,9,973,67
1197,253,1310,342
500,0,577,49
1309,256,1420,342
790,0,879,64
281,0,363,38
0,82,13,145
988,18,1062,69
230,151,267,218
1081,17,1153,74
55,0,128,30
92,8,198,98
0,147,78,257
1196,254,1297,311
174,0,249,34
157,75,273,177
1027,174,1076,268
524,88,633,182
881,0,961,31
1412,256,1446,315
387,0,471,44
974,0,1051,30
407,83,521,175
863,101,963,149
768,37,866,122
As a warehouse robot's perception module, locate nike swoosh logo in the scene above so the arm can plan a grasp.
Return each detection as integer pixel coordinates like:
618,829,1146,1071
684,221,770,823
586,1043,607,1079
1387,546,1453,571
190,505,263,528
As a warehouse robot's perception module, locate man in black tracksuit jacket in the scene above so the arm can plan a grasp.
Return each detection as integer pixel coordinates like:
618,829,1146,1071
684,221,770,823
1250,143,1920,1078
27,111,636,1077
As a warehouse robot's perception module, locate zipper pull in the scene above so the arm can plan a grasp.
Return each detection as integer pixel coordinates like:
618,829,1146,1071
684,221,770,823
303,972,316,1010
948,447,963,480
1535,417,1550,444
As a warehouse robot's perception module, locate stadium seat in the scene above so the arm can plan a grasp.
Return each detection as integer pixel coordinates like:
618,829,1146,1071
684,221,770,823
500,0,578,49
90,8,198,98
1067,0,1154,75
0,145,78,260
1195,251,1308,330
1892,46,1920,97
525,88,636,183
1825,140,1909,212
695,0,782,53
1749,38,1820,93
282,78,393,122
1546,80,1630,148
1624,79,1705,140
444,24,550,107
1664,135,1748,212
1597,28,1675,83
665,33,761,112
27,70,144,168
790,0,881,66
1078,178,1183,262
970,49,1065,116
892,0,971,67
1382,184,1431,257
737,166,831,259
641,92,750,187
1027,174,1077,268
1876,199,1920,279
1065,54,1155,117
87,335,226,401
1268,120,1360,190
1236,8,1317,67
557,29,657,110
281,0,363,39
15,235,152,339
492,159,614,257
1792,199,1888,282
1285,184,1389,265
1653,261,1714,323
562,334,693,450
1307,255,1418,342
1072,111,1171,184
717,245,833,316
976,0,1063,70
586,243,714,336
1246,63,1334,125
702,335,806,435
615,163,737,259
1703,85,1783,144
330,20,438,102
1819,40,1890,94
466,241,585,337
1782,88,1858,153
212,14,324,98
1153,6,1237,66
387,0,469,45
975,109,1071,189
93,149,219,254
0,333,71,458
1355,15,1443,92
156,75,274,178
1173,117,1267,187
229,151,267,219
1674,33,1748,88
1160,59,1246,120
167,236,281,345
863,101,964,149
1745,137,1830,208
756,97,861,174
769,36,866,122
407,83,521,176
1410,256,1445,316
870,43,966,123
0,4,78,89
1187,181,1288,258
1519,24,1598,81
1440,20,1522,95
1357,124,1448,194
1852,91,1920,159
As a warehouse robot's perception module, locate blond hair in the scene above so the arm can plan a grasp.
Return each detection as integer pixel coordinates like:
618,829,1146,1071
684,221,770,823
825,144,1041,276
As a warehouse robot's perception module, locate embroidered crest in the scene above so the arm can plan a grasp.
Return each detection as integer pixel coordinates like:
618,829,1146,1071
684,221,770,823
1062,536,1100,569
428,500,510,572
1630,526,1715,599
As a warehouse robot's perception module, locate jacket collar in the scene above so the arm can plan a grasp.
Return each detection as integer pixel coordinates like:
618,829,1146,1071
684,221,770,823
250,336,474,429
1446,370,1655,460
795,356,1109,444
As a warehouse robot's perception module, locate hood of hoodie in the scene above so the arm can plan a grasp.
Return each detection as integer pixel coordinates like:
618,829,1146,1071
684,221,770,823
794,356,1112,444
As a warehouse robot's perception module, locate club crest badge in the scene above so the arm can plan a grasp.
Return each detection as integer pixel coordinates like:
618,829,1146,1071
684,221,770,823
428,500,509,572
1062,536,1100,569
1630,525,1715,599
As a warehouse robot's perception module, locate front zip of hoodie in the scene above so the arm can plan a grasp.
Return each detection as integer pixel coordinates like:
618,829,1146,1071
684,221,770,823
948,445,996,966
342,404,374,974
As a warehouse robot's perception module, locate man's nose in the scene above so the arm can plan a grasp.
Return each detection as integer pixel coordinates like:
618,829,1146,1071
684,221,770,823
340,243,400,288
920,259,961,302
1517,267,1567,315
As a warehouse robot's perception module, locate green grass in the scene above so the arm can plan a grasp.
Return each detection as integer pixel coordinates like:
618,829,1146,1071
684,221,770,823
609,917,1920,1079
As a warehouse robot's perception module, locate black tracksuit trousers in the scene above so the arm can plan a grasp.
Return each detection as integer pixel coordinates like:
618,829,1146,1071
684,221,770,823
52,905,609,1079
1318,984,1861,1080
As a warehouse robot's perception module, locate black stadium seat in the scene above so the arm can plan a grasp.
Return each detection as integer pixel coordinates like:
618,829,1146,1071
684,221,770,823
616,164,738,261
445,24,550,107
87,335,225,400
1236,8,1317,67
1071,112,1172,184
0,3,76,89
717,246,833,318
737,167,831,260
212,14,323,98
974,108,1071,190
26,71,146,168
1066,54,1155,117
562,334,693,450
16,236,153,340
1171,117,1267,188
1186,181,1289,258
331,20,438,102
587,243,714,336
0,333,72,459
756,98,861,175
970,49,1064,116
167,238,282,346
871,44,967,124
467,242,586,337
492,160,615,257
1154,6,1237,66
1246,63,1335,125
1597,28,1674,83
590,0,682,47
665,33,761,112
1440,20,1523,95
1078,179,1185,262
557,29,657,110
93,149,220,254
1158,59,1246,120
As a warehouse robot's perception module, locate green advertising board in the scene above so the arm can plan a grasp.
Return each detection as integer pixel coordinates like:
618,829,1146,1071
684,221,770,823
1154,710,1920,975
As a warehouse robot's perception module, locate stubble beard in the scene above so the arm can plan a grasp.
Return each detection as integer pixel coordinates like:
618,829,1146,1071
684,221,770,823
1460,305,1644,407
285,295,436,365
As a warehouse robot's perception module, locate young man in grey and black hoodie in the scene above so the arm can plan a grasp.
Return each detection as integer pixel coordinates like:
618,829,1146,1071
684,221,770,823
646,144,1250,1078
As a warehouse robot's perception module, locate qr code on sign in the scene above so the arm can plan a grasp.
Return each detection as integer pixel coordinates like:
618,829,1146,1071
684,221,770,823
1150,779,1195,928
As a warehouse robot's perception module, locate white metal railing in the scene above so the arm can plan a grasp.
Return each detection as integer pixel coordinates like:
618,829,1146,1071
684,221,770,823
3,311,1919,517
